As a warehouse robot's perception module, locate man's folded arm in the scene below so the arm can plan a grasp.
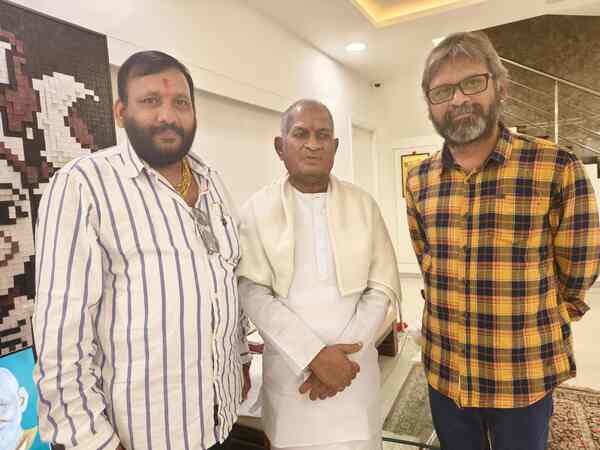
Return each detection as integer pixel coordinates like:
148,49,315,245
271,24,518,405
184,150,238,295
553,157,600,320
238,276,325,375
336,287,390,346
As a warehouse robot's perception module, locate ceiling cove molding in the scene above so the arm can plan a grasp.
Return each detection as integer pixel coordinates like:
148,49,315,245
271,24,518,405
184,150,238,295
349,0,489,28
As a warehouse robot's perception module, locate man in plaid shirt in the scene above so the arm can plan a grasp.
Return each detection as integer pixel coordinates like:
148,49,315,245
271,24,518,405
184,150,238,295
406,31,600,450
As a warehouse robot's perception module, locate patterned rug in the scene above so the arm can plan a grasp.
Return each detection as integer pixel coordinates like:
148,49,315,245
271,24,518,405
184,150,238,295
549,385,600,450
383,363,438,446
384,363,600,450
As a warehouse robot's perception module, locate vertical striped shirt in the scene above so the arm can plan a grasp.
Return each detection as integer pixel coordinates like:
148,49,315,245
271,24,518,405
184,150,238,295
33,140,249,450
406,127,600,409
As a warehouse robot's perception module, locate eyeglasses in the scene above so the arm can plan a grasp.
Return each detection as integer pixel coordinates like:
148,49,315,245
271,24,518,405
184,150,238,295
426,73,493,105
192,207,220,255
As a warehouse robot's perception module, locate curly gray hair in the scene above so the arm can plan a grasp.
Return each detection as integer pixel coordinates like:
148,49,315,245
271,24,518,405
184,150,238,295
421,31,509,95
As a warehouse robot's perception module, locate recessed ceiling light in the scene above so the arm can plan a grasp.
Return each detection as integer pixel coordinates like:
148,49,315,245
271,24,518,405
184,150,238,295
346,42,367,53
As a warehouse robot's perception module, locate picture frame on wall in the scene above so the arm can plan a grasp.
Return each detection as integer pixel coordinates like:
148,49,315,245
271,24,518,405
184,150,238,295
400,152,429,197
0,347,51,450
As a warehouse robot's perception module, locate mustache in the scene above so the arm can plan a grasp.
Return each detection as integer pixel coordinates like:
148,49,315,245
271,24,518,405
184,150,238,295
446,103,484,120
151,124,184,137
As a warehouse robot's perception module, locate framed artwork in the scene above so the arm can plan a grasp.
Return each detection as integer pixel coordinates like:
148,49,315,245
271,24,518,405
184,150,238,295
400,152,429,197
0,0,116,357
0,347,50,449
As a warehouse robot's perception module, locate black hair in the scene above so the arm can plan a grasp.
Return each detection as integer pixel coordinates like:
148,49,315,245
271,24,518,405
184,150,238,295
117,50,195,109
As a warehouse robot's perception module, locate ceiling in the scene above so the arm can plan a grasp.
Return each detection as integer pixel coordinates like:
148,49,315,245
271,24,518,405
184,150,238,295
349,0,488,27
245,0,600,82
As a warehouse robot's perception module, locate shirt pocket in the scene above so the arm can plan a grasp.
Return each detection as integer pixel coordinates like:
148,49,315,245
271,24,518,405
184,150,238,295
496,191,548,246
208,202,240,267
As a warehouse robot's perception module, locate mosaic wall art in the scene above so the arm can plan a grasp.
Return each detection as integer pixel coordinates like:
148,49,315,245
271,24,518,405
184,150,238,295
0,0,115,356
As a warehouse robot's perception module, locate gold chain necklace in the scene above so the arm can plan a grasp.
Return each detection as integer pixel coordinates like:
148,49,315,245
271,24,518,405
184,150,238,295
175,159,192,198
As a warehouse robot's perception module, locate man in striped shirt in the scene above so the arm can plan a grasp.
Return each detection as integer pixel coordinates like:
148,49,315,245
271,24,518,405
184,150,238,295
406,32,600,450
33,51,250,450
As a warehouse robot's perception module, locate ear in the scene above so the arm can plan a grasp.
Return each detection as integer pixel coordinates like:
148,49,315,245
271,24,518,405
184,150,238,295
114,99,126,128
274,136,284,160
333,138,339,153
497,78,508,103
18,387,29,412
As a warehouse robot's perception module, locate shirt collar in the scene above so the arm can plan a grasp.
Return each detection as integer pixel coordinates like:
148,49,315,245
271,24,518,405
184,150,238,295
440,123,513,173
120,139,145,178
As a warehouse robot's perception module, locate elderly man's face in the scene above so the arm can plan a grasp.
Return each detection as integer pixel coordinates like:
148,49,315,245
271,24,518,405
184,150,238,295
115,68,197,168
427,57,503,148
276,104,338,185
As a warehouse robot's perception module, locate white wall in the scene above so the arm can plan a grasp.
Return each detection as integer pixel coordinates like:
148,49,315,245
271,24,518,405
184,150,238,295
351,125,377,199
14,0,378,191
371,75,439,270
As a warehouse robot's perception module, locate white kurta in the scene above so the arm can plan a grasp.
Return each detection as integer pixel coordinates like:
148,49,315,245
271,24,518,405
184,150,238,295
240,190,388,449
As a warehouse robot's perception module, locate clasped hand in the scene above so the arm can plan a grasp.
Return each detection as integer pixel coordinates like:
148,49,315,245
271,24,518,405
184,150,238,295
299,342,362,401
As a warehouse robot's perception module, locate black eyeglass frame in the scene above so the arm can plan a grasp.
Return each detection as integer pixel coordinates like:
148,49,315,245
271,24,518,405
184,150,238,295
426,73,494,105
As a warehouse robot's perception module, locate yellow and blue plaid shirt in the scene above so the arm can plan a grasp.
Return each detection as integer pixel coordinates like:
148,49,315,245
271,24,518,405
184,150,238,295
406,127,600,408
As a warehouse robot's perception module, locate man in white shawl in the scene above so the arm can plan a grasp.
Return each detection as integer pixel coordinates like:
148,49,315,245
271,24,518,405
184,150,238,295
237,99,401,450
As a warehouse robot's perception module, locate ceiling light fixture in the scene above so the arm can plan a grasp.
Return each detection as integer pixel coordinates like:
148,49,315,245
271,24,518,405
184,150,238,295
345,42,367,53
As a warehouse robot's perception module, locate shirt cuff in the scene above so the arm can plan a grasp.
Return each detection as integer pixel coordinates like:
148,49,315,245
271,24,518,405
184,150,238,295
292,335,326,376
566,298,590,321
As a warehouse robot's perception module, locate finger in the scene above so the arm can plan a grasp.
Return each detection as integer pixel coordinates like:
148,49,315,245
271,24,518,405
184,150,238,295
337,342,363,354
319,390,328,400
310,388,319,401
299,380,312,394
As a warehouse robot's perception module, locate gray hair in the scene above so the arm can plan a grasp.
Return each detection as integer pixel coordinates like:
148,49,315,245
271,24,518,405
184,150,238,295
280,99,334,135
421,31,509,95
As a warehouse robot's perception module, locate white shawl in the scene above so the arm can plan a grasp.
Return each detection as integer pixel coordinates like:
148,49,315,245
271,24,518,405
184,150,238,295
237,175,401,306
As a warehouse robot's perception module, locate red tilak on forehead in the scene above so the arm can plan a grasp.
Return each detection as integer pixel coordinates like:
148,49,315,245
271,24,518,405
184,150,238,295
162,78,172,94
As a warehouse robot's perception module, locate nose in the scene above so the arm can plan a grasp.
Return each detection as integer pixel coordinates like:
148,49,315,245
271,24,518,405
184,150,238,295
450,87,470,106
305,133,321,151
157,104,177,124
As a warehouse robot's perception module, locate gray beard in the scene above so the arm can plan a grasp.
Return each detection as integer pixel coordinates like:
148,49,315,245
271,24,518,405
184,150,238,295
430,97,502,150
